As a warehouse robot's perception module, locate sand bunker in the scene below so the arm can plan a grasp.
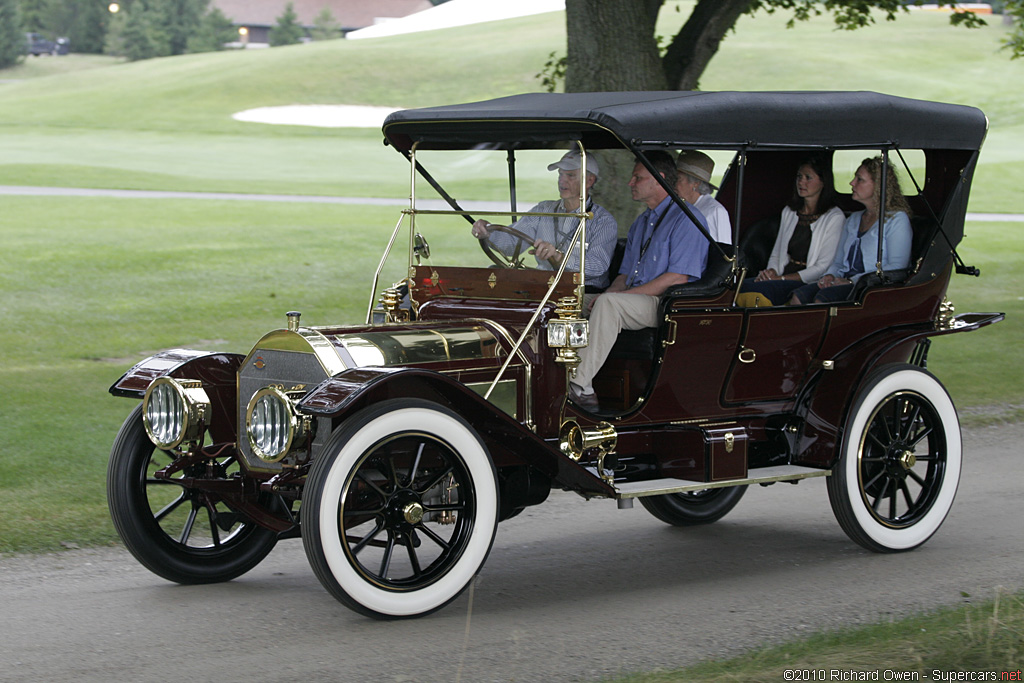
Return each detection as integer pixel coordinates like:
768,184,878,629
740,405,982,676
232,104,400,128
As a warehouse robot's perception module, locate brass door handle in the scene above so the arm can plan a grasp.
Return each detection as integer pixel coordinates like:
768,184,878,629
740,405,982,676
738,346,756,364
662,317,677,347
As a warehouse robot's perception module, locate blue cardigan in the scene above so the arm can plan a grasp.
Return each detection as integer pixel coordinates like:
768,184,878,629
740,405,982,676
825,210,912,283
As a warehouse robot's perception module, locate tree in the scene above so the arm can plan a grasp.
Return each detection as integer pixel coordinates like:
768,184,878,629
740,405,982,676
0,0,24,69
120,4,159,60
18,0,49,34
186,5,234,53
1007,1,1024,58
156,0,205,55
310,7,340,41
269,1,303,47
565,0,992,93
561,0,1001,227
45,0,110,54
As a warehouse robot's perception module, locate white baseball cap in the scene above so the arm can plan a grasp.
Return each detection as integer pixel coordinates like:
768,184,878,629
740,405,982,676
547,150,600,179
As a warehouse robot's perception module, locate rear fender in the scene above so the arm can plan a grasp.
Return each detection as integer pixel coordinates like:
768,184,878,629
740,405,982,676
794,311,1002,467
298,367,614,498
109,349,244,444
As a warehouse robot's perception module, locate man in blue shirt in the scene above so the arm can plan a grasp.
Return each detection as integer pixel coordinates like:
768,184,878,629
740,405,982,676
569,151,707,410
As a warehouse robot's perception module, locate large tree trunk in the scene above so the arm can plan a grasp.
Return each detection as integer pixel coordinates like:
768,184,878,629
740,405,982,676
563,0,752,231
565,0,666,92
565,0,668,232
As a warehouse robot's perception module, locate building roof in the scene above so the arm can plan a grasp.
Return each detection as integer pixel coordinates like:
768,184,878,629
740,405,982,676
211,0,433,30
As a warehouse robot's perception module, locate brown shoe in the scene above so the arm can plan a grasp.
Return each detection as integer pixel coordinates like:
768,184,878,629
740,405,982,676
569,383,600,410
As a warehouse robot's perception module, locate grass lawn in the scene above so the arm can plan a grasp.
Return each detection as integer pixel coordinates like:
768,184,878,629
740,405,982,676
0,196,408,551
0,195,1018,552
0,6,1022,211
0,5,1019,678
0,0,1019,554
610,587,1023,682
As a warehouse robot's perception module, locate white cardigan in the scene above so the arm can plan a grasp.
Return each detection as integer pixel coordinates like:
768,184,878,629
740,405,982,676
766,205,845,283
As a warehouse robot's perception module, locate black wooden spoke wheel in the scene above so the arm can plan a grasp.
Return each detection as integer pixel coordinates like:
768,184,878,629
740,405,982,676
828,364,961,552
302,399,498,619
107,405,278,584
640,485,747,526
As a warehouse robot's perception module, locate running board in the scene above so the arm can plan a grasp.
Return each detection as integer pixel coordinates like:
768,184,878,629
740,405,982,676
614,465,830,499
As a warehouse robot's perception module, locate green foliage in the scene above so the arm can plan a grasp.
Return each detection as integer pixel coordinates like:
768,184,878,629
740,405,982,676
44,0,108,53
18,0,48,33
269,1,303,47
1007,0,1024,58
310,7,340,41
746,0,988,31
186,5,234,53
156,0,206,55
120,4,162,60
536,50,566,92
0,0,24,69
102,8,125,55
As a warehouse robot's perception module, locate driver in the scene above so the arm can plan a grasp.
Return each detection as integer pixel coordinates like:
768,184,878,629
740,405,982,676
470,150,618,289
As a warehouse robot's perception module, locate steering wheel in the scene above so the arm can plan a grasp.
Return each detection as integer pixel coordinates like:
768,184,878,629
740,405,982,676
478,224,558,269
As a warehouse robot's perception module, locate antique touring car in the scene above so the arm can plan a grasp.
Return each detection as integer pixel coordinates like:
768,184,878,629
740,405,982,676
108,91,1003,619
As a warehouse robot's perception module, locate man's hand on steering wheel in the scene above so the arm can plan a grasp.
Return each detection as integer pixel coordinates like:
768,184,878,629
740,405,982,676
531,239,562,264
472,220,558,269
471,219,492,239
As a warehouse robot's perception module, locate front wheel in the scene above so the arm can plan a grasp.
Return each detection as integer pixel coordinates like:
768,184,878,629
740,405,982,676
302,399,499,619
107,405,279,583
640,485,747,526
827,364,962,553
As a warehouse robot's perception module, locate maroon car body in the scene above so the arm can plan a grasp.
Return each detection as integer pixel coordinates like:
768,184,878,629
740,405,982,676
108,91,1002,619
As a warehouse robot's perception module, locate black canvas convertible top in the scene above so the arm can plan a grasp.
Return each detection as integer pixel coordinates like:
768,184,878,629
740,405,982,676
383,91,987,152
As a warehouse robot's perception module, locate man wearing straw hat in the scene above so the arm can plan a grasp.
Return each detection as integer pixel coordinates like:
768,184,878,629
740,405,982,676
676,150,732,244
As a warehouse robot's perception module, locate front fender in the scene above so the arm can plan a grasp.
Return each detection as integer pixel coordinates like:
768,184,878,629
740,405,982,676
298,367,614,498
109,349,244,443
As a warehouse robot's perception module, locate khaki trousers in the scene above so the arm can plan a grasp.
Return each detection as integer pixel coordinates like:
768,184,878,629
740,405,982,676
572,292,659,392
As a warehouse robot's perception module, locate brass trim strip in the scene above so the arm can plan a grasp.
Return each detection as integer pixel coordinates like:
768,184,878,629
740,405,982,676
484,218,583,401
405,209,592,219
366,213,408,325
479,319,533,430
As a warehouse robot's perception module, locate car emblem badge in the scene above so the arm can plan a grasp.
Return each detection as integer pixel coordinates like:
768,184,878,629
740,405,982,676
254,356,266,370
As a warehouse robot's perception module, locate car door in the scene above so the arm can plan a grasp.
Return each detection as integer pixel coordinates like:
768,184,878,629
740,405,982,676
723,306,830,404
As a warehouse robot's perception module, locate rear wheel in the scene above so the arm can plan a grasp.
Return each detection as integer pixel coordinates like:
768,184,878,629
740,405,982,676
107,405,279,583
302,399,498,619
827,364,961,552
640,486,747,526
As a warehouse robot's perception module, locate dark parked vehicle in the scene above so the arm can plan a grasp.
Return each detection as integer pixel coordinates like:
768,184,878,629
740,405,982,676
108,91,1002,619
25,32,69,56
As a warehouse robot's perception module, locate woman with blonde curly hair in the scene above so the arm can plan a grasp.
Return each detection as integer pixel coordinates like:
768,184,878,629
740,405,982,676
789,156,912,304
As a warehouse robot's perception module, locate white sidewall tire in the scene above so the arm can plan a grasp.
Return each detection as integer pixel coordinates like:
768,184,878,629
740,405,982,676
310,402,497,618
836,365,961,551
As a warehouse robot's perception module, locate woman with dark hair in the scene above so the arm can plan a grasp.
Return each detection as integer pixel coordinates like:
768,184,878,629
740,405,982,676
789,156,912,305
739,156,845,304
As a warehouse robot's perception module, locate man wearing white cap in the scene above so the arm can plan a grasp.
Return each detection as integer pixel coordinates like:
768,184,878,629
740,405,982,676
471,150,618,288
676,150,732,244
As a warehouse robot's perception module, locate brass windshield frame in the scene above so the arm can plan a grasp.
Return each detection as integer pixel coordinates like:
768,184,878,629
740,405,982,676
366,141,592,399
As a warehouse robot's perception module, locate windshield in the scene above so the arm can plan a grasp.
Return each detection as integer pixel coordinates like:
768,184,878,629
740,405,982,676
408,147,591,268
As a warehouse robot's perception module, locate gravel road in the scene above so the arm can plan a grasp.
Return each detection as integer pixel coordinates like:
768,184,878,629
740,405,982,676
1,421,1021,683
